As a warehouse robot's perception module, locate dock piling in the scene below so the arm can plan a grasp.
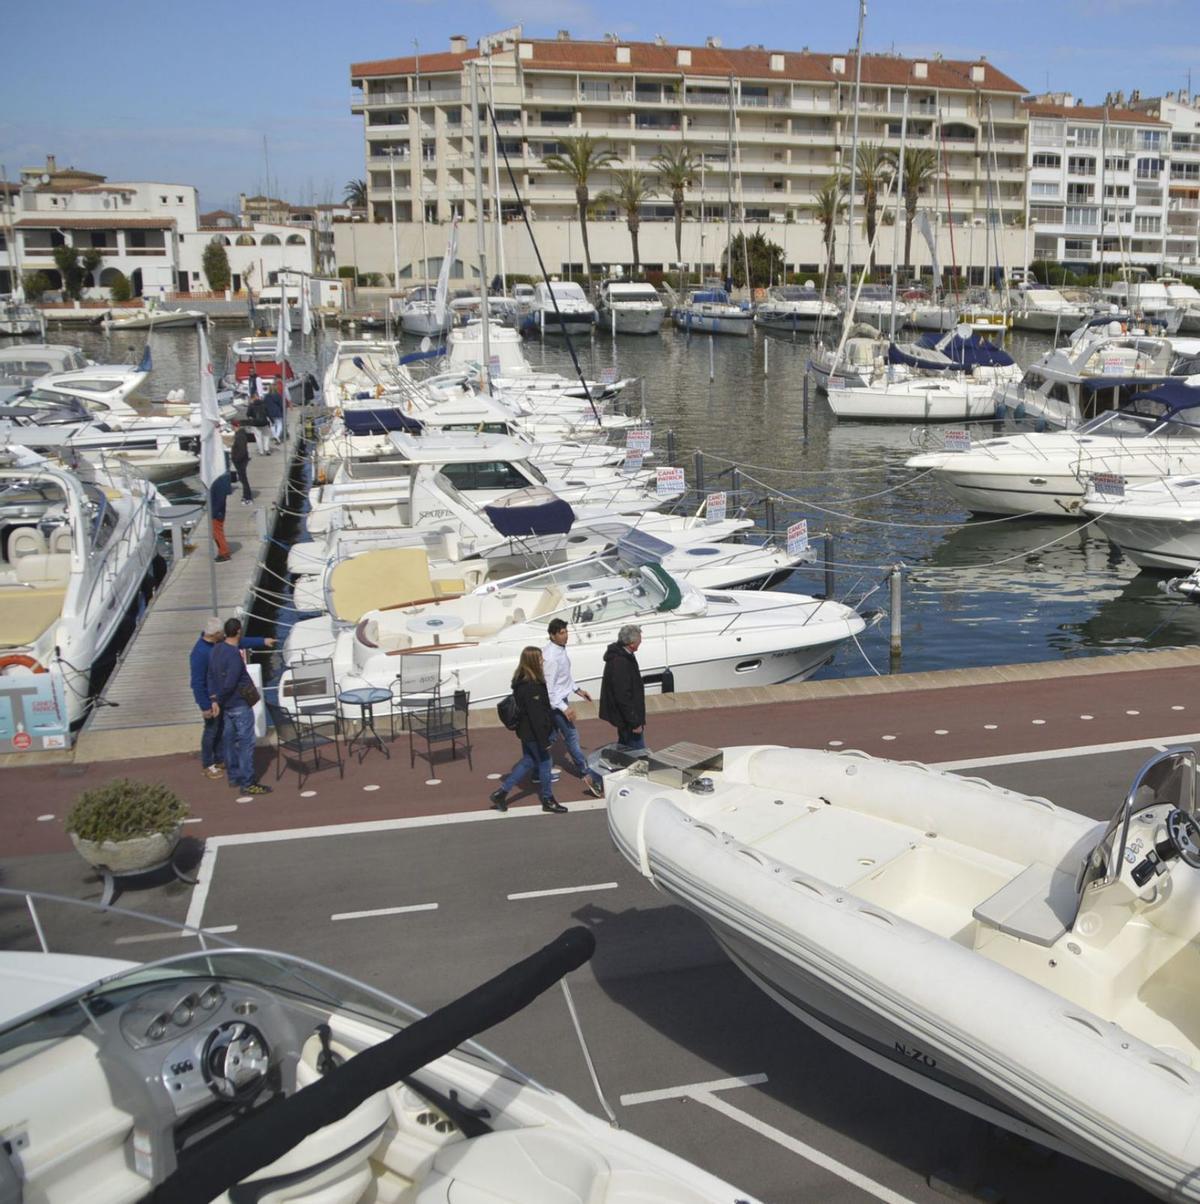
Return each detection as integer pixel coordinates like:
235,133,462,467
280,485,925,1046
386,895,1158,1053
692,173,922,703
803,373,810,441
764,495,775,536
708,335,715,382
824,533,835,600
694,449,705,495
666,429,676,467
890,565,903,667
764,336,770,377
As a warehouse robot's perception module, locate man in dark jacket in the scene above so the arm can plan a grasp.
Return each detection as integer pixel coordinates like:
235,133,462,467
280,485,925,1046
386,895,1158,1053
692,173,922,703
245,393,271,455
230,422,253,504
190,616,227,779
599,624,646,750
263,384,284,446
206,616,272,795
209,472,232,562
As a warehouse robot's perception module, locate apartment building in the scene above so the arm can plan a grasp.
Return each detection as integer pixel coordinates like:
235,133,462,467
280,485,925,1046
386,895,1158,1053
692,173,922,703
1127,90,1200,271
343,29,1030,282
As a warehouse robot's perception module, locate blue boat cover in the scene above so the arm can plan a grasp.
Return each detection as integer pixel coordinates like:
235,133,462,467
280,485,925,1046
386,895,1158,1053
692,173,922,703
483,490,576,537
1079,313,1170,330
1124,380,1200,414
399,346,445,365
690,290,731,304
896,331,1017,371
342,408,423,436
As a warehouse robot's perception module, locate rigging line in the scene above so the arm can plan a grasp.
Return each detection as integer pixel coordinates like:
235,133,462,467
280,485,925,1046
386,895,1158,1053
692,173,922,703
915,514,1106,571
1141,592,1191,642
487,104,600,426
850,629,883,676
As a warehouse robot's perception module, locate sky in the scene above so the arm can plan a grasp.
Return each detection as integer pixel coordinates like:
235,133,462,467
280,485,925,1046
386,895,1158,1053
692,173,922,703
2,0,1197,212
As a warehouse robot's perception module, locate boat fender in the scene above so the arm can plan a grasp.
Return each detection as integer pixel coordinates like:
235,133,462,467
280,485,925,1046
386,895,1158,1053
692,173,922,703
0,654,47,674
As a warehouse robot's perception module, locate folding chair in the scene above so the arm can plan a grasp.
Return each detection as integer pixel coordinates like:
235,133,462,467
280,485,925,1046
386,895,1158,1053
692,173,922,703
409,689,472,770
268,702,344,787
389,652,442,737
282,657,342,733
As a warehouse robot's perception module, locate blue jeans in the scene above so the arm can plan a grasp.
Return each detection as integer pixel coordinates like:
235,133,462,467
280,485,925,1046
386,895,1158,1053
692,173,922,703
502,739,554,802
222,703,257,787
201,711,224,769
552,710,602,787
617,727,646,751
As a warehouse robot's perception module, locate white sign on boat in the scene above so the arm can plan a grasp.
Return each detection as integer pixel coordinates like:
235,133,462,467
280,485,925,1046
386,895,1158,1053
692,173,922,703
624,450,644,472
787,519,809,556
656,466,686,497
600,366,618,384
706,491,727,523
943,429,971,453
1091,471,1127,498
626,427,652,453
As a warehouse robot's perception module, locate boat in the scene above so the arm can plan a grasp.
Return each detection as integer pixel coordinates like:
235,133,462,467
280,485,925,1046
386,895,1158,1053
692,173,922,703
222,336,320,409
605,740,1200,1203
906,380,1200,517
280,557,867,712
398,284,452,338
1082,474,1200,572
530,281,598,335
0,343,90,390
752,284,839,332
806,324,891,392
846,284,912,333
322,339,405,404
102,308,207,331
1010,282,1092,333
0,301,44,337
1161,277,1200,335
41,304,110,326
1103,269,1177,321
0,887,758,1204
597,281,667,335
672,287,753,337
0,457,159,735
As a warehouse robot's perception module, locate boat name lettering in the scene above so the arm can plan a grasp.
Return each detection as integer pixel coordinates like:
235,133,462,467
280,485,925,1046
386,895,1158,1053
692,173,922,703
417,509,453,521
894,1041,937,1068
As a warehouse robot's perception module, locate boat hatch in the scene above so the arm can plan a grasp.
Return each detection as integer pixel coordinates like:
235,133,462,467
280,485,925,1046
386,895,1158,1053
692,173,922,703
645,742,724,788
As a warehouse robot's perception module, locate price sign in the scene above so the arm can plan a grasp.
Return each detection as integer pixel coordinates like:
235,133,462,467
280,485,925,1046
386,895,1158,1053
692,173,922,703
624,450,644,473
706,491,727,524
943,429,971,453
1091,472,1126,499
656,466,686,497
626,427,652,453
786,519,809,556
600,366,618,384
1101,355,1125,375
488,355,501,376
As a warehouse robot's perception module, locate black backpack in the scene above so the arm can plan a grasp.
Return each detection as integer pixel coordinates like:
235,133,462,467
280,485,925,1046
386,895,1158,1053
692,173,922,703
496,693,520,731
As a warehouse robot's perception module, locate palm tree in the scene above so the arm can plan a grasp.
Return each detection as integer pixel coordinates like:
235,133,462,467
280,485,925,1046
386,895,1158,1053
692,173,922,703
889,147,939,274
343,178,367,209
651,145,699,270
598,169,658,277
541,134,616,287
812,174,846,284
854,143,892,276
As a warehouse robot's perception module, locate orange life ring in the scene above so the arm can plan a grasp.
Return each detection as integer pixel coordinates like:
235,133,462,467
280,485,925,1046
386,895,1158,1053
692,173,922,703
0,654,47,674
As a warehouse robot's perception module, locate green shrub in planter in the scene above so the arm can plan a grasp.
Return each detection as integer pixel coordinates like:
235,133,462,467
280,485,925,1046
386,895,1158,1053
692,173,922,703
66,780,189,843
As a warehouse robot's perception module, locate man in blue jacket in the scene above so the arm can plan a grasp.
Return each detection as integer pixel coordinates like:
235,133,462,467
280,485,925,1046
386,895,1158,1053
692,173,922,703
200,616,276,791
190,616,227,779
263,384,284,447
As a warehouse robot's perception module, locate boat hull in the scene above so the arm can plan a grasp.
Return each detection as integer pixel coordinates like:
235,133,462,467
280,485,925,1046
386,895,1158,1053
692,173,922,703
1088,510,1200,571
827,383,999,422
600,308,666,335
673,311,753,337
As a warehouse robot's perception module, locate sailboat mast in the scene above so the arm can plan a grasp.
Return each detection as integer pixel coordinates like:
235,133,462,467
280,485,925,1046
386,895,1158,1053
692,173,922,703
1098,107,1108,292
843,0,867,290
726,77,734,287
470,61,491,386
889,91,908,340
487,49,507,297
415,40,430,288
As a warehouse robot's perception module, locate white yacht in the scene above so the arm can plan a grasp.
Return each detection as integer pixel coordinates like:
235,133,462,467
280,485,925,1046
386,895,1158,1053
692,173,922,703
530,281,598,335
0,301,43,337
597,281,666,335
753,284,839,332
847,284,912,332
102,308,206,331
1009,283,1092,333
672,287,753,337
1102,271,1176,320
0,888,758,1204
398,284,452,338
606,742,1200,1204
1082,474,1200,571
907,380,1200,516
1162,276,1200,334
0,344,90,390
322,339,406,404
0,458,158,735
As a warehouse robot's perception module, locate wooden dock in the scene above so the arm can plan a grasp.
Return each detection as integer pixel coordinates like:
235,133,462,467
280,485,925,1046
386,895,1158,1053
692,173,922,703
75,431,300,760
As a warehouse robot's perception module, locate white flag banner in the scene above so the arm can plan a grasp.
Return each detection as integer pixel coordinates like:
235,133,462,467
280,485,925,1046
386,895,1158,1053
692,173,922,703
274,285,291,363
916,210,939,282
198,324,226,488
299,278,313,337
433,218,459,329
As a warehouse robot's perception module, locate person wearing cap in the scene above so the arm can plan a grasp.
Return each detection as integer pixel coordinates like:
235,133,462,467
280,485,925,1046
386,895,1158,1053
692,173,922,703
189,617,276,781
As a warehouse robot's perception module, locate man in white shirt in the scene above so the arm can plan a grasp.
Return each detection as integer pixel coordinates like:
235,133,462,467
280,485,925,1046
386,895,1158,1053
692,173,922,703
543,618,604,797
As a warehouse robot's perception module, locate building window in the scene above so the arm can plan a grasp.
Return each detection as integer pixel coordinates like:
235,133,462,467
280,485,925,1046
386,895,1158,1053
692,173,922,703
159,195,167,204
176,195,183,203
1030,204,1064,224
1063,238,1093,255
1067,126,1099,147
1139,129,1164,150
1137,158,1164,179
1031,181,1059,198
260,233,281,246
1134,214,1162,233
1065,206,1097,228
1067,183,1095,203
1104,183,1131,199
1031,152,1060,169
285,233,305,245
1105,156,1130,173
1068,156,1096,176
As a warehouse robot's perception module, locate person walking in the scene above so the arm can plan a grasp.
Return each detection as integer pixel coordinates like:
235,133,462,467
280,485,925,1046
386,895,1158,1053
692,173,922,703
209,472,232,562
489,646,567,814
230,422,254,504
263,382,284,447
190,617,227,780
599,624,646,750
246,391,272,455
543,618,603,797
206,616,273,795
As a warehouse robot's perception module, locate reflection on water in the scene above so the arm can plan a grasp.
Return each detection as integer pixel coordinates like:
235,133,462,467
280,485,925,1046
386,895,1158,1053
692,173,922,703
9,320,1192,678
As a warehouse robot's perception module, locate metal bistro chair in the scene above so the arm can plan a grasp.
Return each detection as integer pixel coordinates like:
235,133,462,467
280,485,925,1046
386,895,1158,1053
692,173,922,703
409,689,472,770
284,657,342,732
267,702,344,787
389,652,442,738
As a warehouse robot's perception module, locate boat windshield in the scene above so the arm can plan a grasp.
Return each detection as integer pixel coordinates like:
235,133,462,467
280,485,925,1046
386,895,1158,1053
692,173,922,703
773,286,816,300
1076,404,1179,438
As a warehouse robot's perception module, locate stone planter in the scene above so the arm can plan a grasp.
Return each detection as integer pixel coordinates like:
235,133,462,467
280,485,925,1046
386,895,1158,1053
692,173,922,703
70,825,182,874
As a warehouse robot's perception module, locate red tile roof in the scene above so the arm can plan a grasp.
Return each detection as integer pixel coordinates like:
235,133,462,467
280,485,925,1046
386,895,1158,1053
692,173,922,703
353,48,478,78
1024,101,1166,126
15,216,175,229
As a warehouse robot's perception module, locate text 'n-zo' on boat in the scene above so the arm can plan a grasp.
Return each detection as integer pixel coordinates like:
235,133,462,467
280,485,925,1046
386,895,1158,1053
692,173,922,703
605,740,1200,1202
0,888,758,1204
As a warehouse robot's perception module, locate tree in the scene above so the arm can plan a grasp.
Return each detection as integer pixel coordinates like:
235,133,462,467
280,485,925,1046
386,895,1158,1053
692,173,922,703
343,178,368,209
812,174,847,284
854,142,892,276
109,270,133,303
541,134,616,288
202,239,231,291
721,229,784,289
651,145,699,269
885,147,939,273
597,169,657,277
51,244,101,300
21,271,51,301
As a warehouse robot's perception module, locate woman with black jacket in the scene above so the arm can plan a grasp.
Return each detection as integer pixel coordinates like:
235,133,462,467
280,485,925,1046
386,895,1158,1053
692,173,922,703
489,647,568,814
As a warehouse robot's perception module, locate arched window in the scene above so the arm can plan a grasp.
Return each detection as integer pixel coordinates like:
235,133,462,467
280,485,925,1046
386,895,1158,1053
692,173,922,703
210,234,231,246
260,233,281,246
235,233,256,246
285,233,305,245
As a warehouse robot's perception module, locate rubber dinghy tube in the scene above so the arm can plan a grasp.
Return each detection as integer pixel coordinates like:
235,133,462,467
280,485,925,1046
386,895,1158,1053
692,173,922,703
150,926,596,1204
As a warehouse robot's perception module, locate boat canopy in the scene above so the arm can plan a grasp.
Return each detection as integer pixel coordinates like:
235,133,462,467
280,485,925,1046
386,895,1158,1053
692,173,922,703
1123,379,1200,415
689,289,732,305
892,332,1017,371
342,408,423,436
642,563,683,611
483,486,575,537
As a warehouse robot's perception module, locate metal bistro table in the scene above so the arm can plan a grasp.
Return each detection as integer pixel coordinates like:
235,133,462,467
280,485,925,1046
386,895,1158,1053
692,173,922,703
338,686,393,760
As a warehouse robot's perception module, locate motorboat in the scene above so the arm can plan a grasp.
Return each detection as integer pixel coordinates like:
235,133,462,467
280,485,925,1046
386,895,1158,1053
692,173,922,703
0,458,159,737
530,281,598,335
0,343,90,389
496,281,536,327
31,362,150,411
43,304,110,326
322,339,406,404
222,336,321,409
597,281,667,335
280,556,867,712
672,288,753,337
398,284,452,338
1161,277,1200,335
0,301,44,337
906,380,1200,517
605,741,1200,1203
1010,283,1092,333
753,284,839,333
102,307,207,331
1082,474,1200,571
0,887,758,1204
846,284,912,333
1103,271,1177,321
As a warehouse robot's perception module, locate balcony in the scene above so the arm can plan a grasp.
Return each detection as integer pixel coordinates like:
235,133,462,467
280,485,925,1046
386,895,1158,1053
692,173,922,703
355,90,411,108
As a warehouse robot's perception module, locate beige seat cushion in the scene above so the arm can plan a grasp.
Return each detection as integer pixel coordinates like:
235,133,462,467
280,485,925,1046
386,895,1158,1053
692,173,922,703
16,554,72,587
0,589,66,647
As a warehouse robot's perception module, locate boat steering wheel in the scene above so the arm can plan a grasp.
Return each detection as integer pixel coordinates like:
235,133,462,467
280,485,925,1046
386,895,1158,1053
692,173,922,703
1166,808,1200,869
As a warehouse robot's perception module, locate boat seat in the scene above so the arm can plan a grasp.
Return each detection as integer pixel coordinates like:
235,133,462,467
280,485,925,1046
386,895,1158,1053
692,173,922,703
48,526,73,556
8,528,46,560
972,861,1080,947
16,554,72,587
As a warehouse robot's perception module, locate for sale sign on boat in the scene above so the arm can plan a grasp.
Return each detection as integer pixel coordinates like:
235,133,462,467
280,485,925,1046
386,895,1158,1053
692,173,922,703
786,519,809,556
656,466,686,497
706,491,727,523
624,450,644,473
626,428,652,453
1091,472,1126,498
943,429,971,453
599,366,618,384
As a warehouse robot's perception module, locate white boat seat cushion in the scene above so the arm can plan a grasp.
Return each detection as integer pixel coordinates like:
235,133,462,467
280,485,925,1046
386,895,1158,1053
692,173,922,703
16,554,71,587
972,861,1080,947
8,528,46,560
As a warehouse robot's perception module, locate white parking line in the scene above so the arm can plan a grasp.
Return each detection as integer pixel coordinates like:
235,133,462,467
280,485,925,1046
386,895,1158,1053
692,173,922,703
330,903,439,922
932,730,1200,771
620,1073,768,1106
508,882,618,900
115,925,238,946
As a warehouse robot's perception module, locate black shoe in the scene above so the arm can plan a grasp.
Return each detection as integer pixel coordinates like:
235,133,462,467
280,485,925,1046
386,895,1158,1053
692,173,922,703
214,554,232,563
489,788,508,812
541,798,567,814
